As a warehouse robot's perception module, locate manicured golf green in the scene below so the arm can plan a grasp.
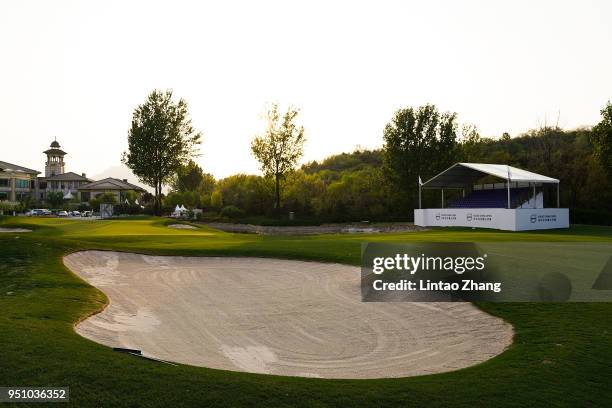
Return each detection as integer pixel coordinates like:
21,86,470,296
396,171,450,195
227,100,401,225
1,216,611,407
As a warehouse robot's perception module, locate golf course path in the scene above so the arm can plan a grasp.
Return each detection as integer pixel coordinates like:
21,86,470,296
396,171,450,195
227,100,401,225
65,251,513,379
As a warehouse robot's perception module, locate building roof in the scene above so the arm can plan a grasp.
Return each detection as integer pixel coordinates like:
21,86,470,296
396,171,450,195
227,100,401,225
50,139,60,148
0,160,40,175
421,163,559,189
41,172,92,182
78,177,146,192
43,148,67,155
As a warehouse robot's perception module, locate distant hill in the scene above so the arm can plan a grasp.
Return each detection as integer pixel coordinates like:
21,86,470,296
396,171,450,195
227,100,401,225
302,149,383,174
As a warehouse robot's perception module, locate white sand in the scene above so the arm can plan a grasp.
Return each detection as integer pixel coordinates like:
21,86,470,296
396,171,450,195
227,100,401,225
168,224,198,230
0,228,31,233
64,251,513,379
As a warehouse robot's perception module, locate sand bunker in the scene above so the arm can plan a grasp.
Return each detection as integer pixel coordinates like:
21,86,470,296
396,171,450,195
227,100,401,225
0,228,31,233
168,224,198,230
64,251,512,379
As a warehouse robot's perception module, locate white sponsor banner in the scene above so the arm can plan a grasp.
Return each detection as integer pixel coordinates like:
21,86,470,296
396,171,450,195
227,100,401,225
514,208,569,230
414,208,569,231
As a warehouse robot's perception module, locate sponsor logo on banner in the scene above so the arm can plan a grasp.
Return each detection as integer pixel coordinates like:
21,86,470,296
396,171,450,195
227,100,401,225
467,213,473,222
470,213,493,222
533,214,557,223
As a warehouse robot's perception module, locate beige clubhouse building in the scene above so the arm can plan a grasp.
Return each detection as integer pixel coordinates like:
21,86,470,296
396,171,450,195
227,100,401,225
1,139,145,205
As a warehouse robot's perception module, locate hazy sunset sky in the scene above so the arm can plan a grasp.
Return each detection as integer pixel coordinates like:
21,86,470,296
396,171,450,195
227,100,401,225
1,0,611,179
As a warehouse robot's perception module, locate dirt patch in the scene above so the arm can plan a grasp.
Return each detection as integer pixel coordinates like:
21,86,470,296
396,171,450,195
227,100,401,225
65,251,512,379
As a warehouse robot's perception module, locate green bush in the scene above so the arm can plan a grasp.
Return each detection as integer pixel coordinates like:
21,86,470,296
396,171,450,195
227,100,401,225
114,203,143,215
220,205,244,219
0,202,17,215
571,209,612,226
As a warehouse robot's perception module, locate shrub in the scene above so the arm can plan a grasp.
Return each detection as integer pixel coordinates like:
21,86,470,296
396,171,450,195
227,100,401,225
220,205,244,219
571,209,612,226
114,203,143,215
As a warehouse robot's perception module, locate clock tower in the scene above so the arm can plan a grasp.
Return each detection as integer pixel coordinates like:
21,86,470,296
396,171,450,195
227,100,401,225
43,138,66,177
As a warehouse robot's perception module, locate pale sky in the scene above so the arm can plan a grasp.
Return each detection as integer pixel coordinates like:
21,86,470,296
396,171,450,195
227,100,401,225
1,0,611,180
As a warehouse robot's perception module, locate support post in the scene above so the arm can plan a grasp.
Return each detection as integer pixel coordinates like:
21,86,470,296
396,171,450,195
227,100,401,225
507,181,510,209
532,183,536,209
557,183,560,208
419,184,422,209
441,189,444,209
506,165,511,209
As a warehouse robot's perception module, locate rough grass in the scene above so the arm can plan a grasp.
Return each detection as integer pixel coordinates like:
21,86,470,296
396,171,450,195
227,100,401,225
0,217,611,407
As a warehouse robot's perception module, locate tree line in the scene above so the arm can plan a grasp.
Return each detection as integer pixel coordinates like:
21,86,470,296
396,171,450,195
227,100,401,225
122,89,612,224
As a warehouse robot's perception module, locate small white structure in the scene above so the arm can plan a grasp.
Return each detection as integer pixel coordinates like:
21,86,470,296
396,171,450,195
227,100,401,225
172,205,188,218
100,203,113,219
414,163,569,231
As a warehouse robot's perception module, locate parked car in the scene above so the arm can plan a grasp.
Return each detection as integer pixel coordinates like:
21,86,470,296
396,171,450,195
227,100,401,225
57,211,69,217
81,211,93,217
29,209,51,216
70,211,81,217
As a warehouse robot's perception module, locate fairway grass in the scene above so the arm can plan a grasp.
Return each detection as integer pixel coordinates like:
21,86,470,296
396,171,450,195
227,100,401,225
1,216,611,407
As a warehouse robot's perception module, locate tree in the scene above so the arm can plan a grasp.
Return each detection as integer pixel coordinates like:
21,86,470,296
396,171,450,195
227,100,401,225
89,192,117,212
122,89,202,215
123,190,138,205
164,191,199,209
458,124,485,162
140,192,154,205
592,101,612,177
199,173,216,195
251,103,305,214
210,190,223,210
172,160,205,192
382,104,458,206
215,174,274,215
46,191,64,208
99,192,118,204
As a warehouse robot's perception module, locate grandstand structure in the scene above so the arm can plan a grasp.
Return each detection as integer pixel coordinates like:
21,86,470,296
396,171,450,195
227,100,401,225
414,163,569,231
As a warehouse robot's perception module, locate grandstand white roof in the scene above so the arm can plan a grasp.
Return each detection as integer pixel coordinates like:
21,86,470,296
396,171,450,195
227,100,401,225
422,163,559,188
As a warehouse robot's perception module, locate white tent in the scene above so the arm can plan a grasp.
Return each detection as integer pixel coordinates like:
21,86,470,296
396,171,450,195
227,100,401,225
172,205,188,218
63,191,74,200
419,163,560,209
421,163,558,188
414,163,568,231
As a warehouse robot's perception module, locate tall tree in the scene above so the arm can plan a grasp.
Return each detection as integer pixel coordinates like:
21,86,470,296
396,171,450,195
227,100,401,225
382,104,458,206
458,124,485,162
122,89,202,215
172,160,205,192
251,103,305,214
592,101,612,177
